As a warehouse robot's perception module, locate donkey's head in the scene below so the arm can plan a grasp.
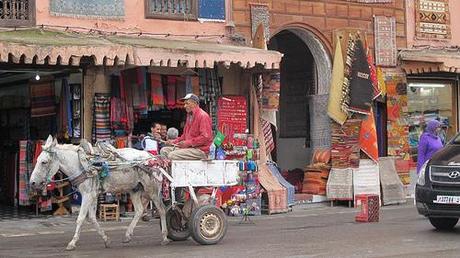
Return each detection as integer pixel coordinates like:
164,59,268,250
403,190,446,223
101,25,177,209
30,135,60,191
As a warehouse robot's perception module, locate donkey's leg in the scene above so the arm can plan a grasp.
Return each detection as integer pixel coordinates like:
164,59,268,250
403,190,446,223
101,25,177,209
123,191,143,243
87,196,110,248
66,194,92,251
151,193,170,246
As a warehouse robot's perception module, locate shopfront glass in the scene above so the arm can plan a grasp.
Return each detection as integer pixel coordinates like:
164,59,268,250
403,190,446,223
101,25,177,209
407,81,457,162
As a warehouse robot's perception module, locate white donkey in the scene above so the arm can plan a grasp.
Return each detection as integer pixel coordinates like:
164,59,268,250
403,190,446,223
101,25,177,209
30,135,169,250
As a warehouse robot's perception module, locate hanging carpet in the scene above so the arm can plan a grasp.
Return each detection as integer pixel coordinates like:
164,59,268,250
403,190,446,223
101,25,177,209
30,81,56,117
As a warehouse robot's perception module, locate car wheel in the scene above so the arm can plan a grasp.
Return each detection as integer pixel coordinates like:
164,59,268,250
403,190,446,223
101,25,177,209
429,217,459,231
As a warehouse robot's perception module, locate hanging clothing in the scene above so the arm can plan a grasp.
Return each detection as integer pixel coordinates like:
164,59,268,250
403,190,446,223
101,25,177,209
150,73,165,110
166,76,177,109
30,81,56,117
92,95,111,142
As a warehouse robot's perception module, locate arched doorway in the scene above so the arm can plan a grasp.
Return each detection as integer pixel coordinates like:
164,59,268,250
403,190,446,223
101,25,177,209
268,27,331,170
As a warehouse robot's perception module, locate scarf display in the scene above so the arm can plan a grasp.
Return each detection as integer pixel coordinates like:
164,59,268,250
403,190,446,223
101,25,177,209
261,119,275,155
327,36,348,125
92,94,111,142
30,81,56,118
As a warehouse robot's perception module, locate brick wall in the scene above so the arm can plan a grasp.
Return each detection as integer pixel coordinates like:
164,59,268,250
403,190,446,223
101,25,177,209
232,0,406,52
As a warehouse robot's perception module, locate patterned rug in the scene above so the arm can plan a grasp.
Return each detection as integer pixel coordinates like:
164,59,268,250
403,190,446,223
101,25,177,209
416,0,450,39
374,16,397,67
331,119,361,169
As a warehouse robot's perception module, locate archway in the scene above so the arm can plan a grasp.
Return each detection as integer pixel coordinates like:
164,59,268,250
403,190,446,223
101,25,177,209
268,26,331,170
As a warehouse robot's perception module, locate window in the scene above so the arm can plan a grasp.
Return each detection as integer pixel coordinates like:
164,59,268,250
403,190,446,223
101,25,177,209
0,0,35,27
145,0,197,20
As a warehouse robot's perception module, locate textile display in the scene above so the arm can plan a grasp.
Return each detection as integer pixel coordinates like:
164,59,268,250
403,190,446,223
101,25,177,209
50,0,124,18
302,168,329,195
359,108,379,162
119,70,134,132
267,162,296,207
331,119,361,169
261,73,280,111
131,67,148,113
18,141,31,206
374,16,397,67
58,79,72,139
347,39,374,115
377,67,387,97
384,68,410,160
328,35,348,125
308,94,331,149
110,97,128,131
352,159,380,204
150,74,165,110
199,69,222,132
166,76,177,109
261,119,275,155
365,44,381,100
416,0,450,39
251,83,288,214
175,76,187,109
217,96,248,147
30,81,56,118
92,95,111,142
326,168,353,200
379,157,406,205
250,3,270,42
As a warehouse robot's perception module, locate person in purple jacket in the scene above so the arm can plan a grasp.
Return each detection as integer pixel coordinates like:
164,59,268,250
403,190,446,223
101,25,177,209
417,119,443,174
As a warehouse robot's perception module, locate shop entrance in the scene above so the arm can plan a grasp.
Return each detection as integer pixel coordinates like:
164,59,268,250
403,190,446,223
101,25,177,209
407,77,459,163
267,28,331,171
0,66,82,213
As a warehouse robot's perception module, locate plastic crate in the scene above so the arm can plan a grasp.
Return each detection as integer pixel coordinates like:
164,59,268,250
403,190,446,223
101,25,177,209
355,194,380,222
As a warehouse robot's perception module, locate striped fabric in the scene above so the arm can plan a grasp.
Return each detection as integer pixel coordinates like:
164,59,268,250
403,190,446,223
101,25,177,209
261,119,274,155
18,141,31,206
30,81,56,118
93,95,111,142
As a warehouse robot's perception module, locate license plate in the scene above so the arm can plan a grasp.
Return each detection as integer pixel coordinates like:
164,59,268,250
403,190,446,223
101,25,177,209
434,195,460,204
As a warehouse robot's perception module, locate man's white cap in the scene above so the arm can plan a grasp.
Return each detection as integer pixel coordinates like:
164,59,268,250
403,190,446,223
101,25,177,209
181,93,199,103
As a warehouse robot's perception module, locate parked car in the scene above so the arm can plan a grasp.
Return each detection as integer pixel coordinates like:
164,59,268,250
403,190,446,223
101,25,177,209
416,133,460,230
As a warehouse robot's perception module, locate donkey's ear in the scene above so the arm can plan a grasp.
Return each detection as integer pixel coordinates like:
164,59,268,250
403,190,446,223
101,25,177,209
44,135,53,148
52,137,58,147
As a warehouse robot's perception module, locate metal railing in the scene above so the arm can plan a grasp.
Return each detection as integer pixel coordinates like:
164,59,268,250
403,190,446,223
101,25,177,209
145,0,197,20
0,0,35,27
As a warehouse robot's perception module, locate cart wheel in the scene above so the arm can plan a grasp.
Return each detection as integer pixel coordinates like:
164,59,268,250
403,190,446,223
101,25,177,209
165,205,190,241
189,205,227,245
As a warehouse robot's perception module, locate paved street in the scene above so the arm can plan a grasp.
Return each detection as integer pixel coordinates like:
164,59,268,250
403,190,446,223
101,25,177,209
1,202,459,258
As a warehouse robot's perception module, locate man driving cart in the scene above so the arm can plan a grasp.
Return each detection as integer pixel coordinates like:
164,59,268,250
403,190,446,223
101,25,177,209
160,93,212,160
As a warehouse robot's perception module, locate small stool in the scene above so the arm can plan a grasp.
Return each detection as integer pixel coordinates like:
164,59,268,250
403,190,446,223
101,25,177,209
99,203,119,222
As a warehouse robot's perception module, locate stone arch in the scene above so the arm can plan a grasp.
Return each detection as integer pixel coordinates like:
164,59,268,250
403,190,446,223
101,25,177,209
271,23,332,95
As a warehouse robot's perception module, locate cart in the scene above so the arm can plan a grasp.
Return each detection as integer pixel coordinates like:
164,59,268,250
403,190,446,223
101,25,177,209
161,160,239,245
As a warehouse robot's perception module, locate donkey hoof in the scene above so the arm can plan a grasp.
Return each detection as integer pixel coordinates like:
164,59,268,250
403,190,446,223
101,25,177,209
104,238,111,248
65,244,76,251
122,236,131,243
161,239,171,246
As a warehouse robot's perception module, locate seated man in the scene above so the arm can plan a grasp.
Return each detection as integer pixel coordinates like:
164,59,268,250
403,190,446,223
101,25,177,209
167,127,179,140
143,122,162,155
161,94,212,160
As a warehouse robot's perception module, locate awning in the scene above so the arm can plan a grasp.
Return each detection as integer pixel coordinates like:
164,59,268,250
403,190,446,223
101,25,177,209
0,29,282,69
399,48,460,74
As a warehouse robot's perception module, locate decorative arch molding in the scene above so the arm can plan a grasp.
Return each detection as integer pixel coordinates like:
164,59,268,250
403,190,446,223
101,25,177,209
271,23,332,95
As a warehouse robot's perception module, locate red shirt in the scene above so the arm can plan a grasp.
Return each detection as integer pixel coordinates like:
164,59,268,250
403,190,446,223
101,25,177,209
174,107,212,153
